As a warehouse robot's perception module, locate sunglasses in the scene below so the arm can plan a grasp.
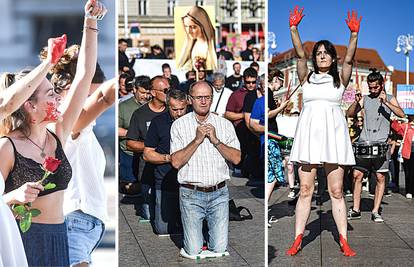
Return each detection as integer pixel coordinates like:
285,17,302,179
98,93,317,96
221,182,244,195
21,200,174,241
54,86,69,94
245,80,257,85
155,87,171,94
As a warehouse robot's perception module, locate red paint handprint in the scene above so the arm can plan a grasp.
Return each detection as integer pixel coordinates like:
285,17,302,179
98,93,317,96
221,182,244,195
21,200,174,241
42,101,61,123
289,6,305,27
50,34,67,64
345,10,362,33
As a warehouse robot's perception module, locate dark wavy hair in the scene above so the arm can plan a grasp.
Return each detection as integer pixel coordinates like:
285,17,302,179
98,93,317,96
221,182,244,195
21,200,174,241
367,68,384,86
309,40,340,88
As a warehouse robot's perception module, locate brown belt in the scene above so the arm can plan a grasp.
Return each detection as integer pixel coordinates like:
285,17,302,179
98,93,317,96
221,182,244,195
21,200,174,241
181,181,226,192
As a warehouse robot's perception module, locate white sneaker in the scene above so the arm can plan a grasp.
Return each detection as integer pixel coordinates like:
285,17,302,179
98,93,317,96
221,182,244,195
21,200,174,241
179,248,229,259
406,193,413,199
288,189,296,199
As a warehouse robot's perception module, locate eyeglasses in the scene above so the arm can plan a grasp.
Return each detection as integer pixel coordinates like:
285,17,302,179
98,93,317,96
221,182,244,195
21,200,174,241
245,80,257,85
155,87,171,94
189,95,213,101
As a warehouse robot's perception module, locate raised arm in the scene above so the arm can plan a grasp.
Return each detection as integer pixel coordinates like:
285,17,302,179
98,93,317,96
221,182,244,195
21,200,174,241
289,6,308,83
0,37,65,120
55,0,106,144
71,78,116,135
341,10,361,88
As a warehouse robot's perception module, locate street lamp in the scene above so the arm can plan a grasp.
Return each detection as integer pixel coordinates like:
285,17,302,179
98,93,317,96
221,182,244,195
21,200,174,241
268,31,277,60
395,34,414,84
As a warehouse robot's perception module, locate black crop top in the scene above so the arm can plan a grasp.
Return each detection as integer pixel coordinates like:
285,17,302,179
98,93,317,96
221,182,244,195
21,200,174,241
3,130,72,197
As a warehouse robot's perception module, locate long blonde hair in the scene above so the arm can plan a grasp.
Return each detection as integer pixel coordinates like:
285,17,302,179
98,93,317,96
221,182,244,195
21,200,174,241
177,6,217,71
0,70,37,136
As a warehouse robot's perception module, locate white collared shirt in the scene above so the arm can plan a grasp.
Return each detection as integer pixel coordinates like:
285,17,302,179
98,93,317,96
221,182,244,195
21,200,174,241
210,87,233,117
170,112,240,187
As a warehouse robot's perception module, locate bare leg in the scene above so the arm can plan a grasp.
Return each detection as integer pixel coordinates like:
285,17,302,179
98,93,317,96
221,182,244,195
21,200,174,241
284,156,295,189
294,164,317,237
372,172,386,213
325,164,347,238
266,180,278,203
352,169,364,211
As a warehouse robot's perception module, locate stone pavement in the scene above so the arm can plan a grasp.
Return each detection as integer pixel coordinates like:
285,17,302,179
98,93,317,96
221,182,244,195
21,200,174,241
119,176,264,266
268,172,414,266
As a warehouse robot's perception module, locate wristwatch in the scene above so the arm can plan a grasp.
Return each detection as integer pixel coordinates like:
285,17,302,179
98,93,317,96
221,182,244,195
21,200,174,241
164,154,171,162
213,140,222,148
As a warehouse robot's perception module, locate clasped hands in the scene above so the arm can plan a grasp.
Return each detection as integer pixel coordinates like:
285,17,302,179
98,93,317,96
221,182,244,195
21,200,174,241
289,6,362,33
195,123,220,145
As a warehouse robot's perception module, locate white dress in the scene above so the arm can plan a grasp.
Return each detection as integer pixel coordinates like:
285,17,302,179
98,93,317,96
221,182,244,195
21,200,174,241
289,73,355,165
0,173,28,267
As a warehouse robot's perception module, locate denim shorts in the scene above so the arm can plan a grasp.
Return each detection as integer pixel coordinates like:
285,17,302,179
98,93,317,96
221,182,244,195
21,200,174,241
65,210,105,266
19,221,69,267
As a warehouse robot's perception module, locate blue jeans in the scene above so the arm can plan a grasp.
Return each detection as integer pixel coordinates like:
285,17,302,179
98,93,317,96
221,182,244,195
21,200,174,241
141,184,154,220
19,221,69,266
179,185,229,255
119,149,136,182
153,189,181,234
66,210,105,266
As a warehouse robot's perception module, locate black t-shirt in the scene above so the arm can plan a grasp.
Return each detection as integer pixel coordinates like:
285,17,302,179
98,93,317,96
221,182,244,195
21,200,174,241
225,75,242,91
144,112,179,191
126,103,166,185
242,90,258,113
169,75,180,90
268,89,278,133
241,49,254,61
118,51,135,71
179,79,195,94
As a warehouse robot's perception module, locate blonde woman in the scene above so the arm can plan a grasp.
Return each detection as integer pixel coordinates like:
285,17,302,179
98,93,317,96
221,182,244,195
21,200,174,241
177,6,217,71
0,0,106,265
0,35,66,267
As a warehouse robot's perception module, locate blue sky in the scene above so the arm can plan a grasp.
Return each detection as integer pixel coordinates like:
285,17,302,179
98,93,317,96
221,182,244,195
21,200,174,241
268,0,414,72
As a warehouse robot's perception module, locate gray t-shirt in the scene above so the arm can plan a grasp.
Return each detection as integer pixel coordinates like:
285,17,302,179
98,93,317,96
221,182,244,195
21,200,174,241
126,103,166,184
359,94,393,142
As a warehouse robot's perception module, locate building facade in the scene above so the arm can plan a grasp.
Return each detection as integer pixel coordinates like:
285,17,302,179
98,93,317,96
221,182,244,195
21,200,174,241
0,0,115,77
118,0,265,58
271,41,394,112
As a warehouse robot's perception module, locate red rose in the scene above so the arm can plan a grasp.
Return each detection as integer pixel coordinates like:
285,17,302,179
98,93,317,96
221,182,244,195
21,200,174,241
42,156,61,173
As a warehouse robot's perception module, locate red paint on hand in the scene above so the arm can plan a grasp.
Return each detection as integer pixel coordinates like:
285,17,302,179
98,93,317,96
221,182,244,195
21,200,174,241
289,6,305,27
51,34,67,64
345,10,362,33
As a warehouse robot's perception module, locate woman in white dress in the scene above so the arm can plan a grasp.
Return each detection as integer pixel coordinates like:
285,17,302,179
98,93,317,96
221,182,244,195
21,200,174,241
286,7,361,256
0,36,66,267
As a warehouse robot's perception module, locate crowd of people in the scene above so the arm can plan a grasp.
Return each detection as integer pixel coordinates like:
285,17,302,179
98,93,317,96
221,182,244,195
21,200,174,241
118,45,265,257
118,37,265,64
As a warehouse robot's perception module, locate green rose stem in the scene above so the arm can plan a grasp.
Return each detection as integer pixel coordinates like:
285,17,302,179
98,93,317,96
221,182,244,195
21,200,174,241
14,163,58,232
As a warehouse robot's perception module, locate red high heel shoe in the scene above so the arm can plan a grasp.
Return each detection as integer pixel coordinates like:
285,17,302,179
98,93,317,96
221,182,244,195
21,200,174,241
339,234,356,257
286,234,303,256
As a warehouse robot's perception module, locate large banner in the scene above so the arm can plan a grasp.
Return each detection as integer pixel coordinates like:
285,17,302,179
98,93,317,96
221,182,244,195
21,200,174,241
397,84,414,115
174,6,216,71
